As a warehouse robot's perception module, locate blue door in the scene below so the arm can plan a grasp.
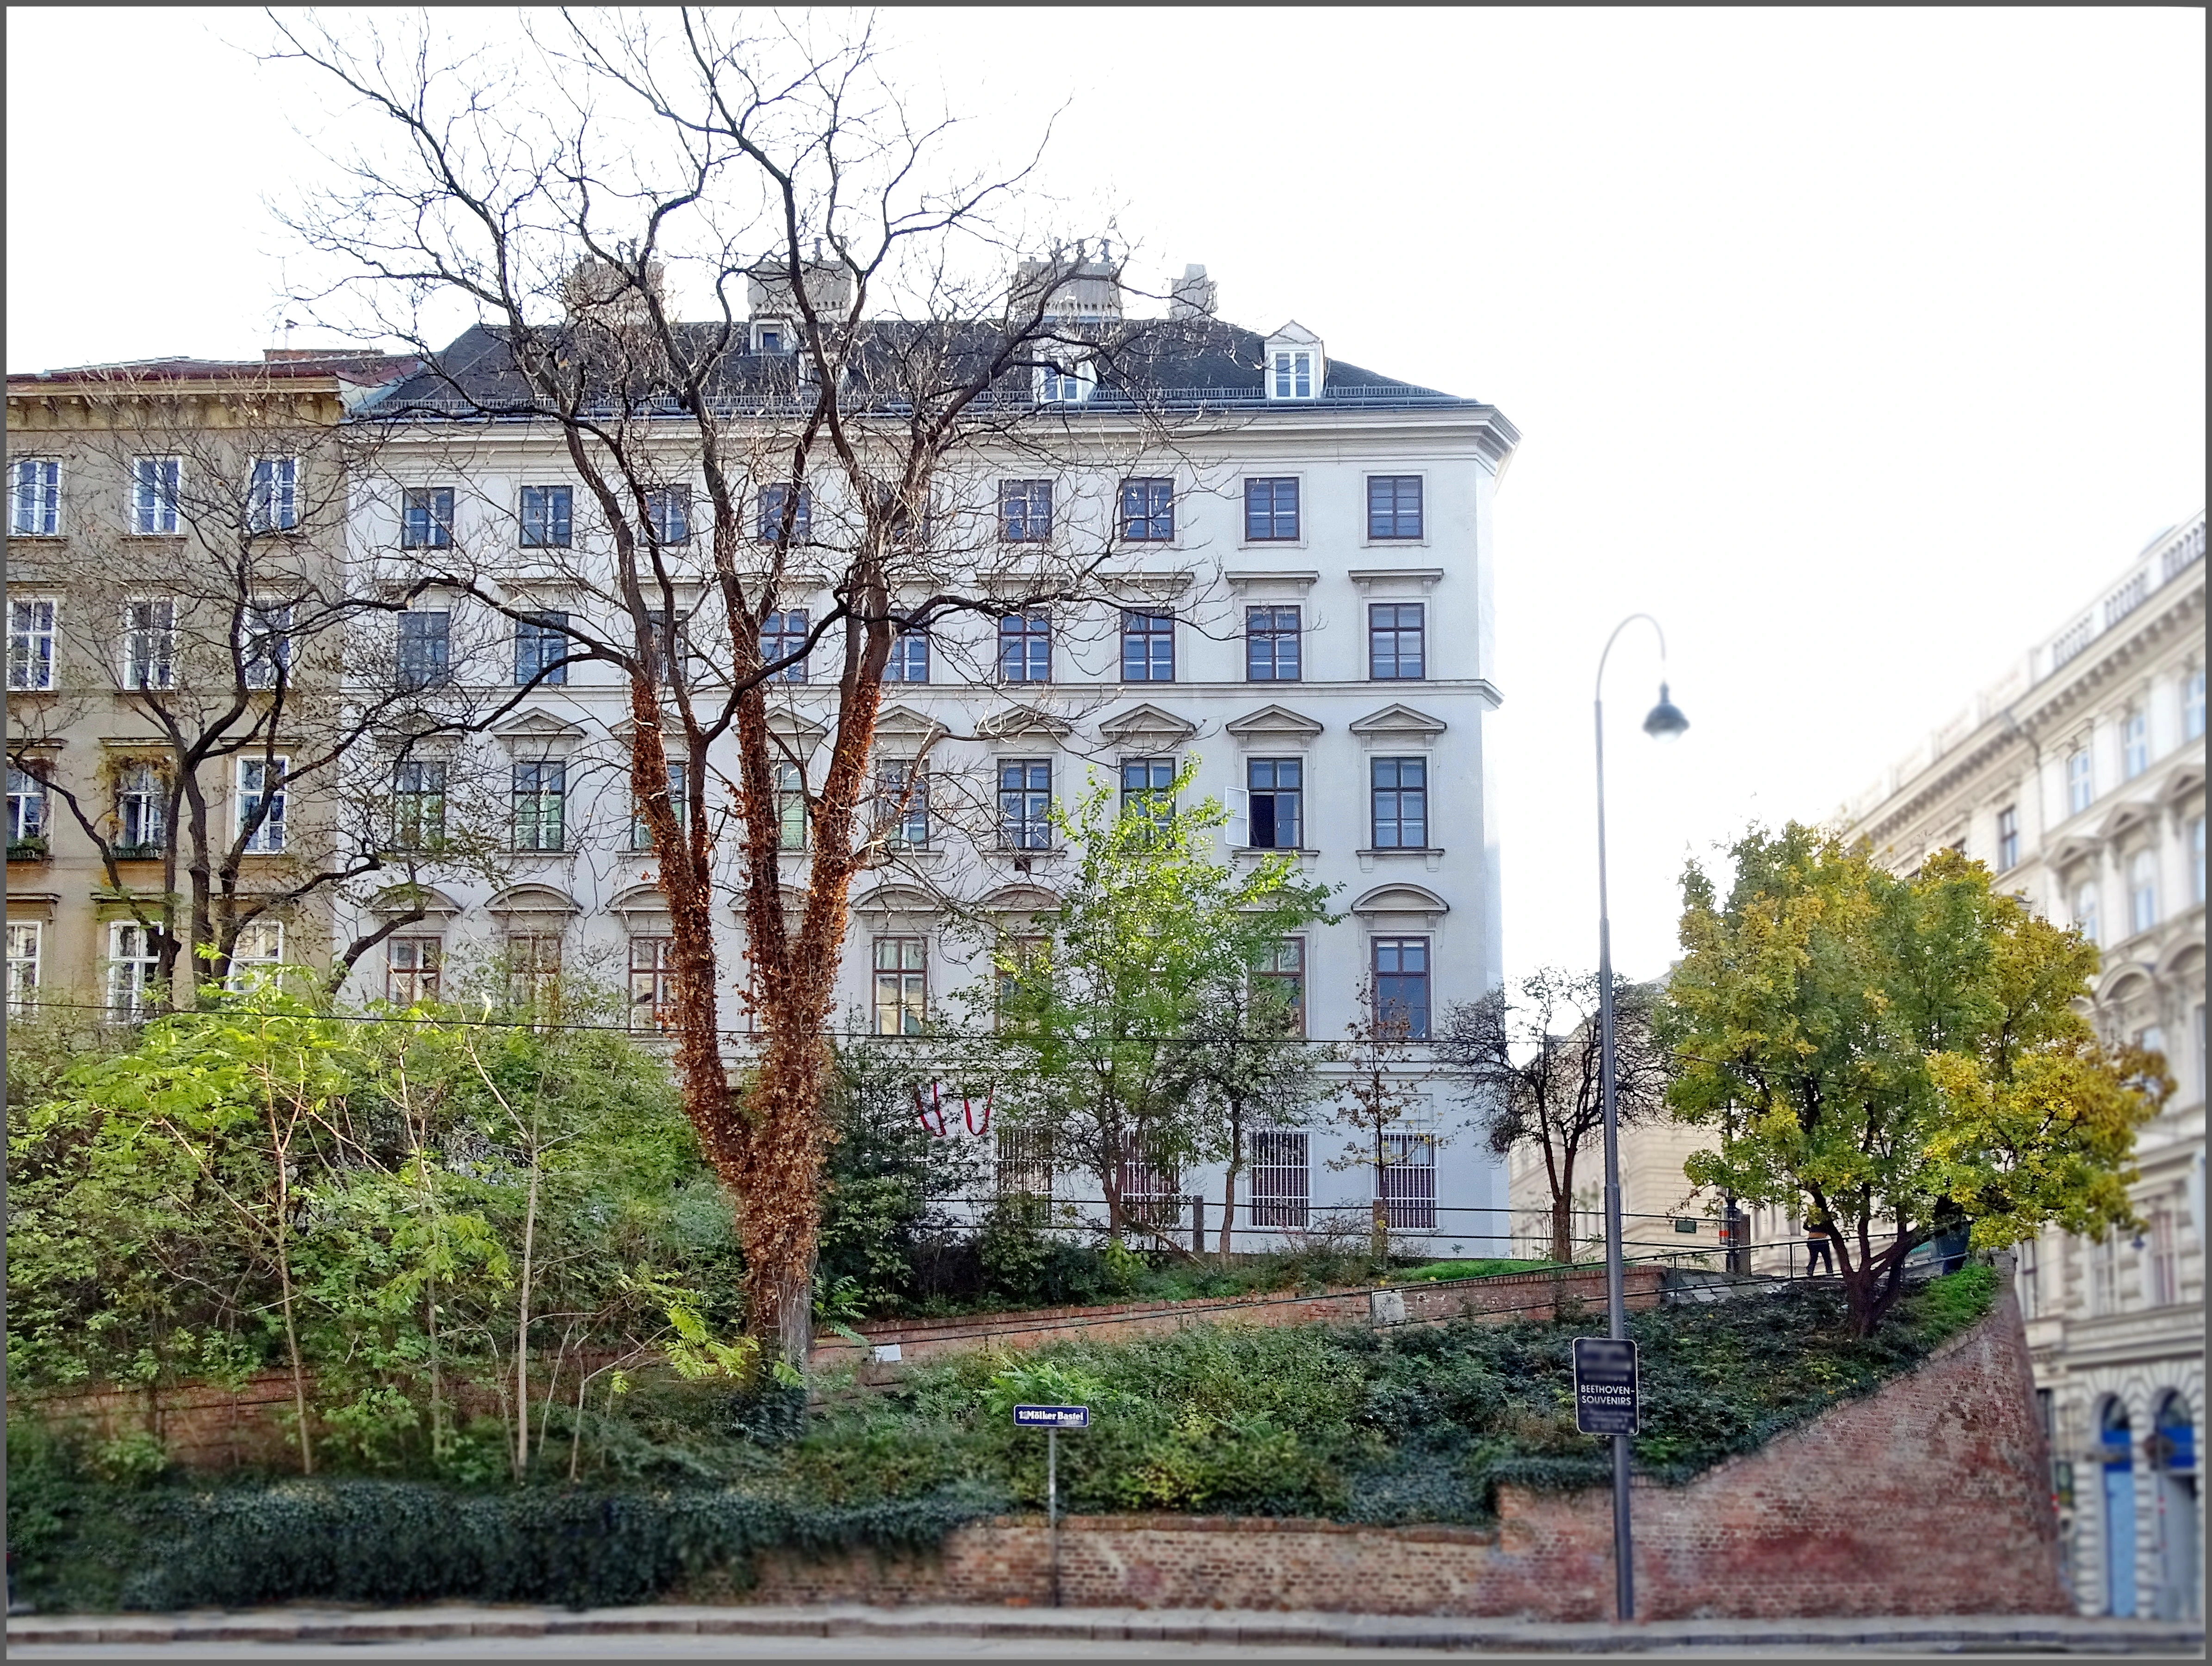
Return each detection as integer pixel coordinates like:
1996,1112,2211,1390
2104,1401,2137,1618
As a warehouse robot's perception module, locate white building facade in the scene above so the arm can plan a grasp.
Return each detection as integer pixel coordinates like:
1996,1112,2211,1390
1837,511,2206,1622
336,272,1522,1255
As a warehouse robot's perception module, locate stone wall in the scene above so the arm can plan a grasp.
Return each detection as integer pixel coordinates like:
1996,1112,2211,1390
745,1286,2069,1620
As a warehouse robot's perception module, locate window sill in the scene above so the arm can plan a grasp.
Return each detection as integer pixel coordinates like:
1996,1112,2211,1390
1357,846,1445,874
1232,846,1320,858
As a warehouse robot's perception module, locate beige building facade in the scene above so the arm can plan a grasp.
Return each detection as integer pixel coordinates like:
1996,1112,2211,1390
1837,511,2205,1622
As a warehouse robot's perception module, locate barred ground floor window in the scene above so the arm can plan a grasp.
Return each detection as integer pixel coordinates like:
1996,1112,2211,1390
1379,1131,1437,1231
996,1125,1053,1198
1119,1136,1181,1231
1249,1129,1309,1229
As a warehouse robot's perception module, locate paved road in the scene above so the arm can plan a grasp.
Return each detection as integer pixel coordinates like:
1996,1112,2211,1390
9,1605,2206,1659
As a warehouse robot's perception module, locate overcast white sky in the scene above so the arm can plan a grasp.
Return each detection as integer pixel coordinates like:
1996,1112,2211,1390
9,7,2204,986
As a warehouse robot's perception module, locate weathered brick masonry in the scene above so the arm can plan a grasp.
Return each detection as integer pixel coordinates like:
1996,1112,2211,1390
744,1286,2069,1620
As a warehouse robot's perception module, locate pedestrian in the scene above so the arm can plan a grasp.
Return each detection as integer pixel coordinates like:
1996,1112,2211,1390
1803,1204,1835,1277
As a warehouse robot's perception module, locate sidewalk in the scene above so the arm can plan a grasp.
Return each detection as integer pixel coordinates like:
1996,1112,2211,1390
8,1603,2205,1654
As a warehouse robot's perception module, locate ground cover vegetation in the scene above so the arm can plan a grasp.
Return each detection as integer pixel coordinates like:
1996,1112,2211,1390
7,1268,1997,1613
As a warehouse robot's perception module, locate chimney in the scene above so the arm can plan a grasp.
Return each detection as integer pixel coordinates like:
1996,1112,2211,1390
560,246,667,327
1169,264,1217,321
1011,242,1124,324
747,255,855,321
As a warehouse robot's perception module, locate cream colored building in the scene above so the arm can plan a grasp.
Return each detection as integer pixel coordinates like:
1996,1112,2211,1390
1503,1110,1729,1268
1836,511,2205,1622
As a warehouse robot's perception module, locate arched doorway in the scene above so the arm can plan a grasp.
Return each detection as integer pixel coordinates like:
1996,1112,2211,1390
2150,1392,2200,1622
2102,1399,2137,1617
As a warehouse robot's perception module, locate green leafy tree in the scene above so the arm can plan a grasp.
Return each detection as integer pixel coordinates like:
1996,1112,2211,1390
1183,971,1327,1259
978,763,1332,1245
1662,826,2166,1335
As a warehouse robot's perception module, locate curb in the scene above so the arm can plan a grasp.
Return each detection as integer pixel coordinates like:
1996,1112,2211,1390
8,1604,2206,1652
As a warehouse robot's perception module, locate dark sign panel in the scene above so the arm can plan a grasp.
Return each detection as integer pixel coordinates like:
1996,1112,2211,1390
1573,1337,1639,1436
1013,1403,1090,1429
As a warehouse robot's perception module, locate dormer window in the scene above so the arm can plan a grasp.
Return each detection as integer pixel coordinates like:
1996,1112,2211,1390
1036,359,1097,404
1262,323,1326,401
751,320,791,354
1272,350,1315,399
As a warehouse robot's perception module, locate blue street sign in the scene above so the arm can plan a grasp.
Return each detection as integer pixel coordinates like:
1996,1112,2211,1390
1572,1337,1639,1436
1013,1403,1090,1429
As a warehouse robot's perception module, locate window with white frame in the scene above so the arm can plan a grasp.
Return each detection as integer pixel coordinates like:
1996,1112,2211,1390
240,600,293,690
873,937,927,1035
998,759,1052,850
2018,1234,2039,1319
396,609,451,690
401,486,455,549
761,609,808,682
885,627,930,684
644,485,692,545
2187,667,2206,742
2129,848,2159,936
1036,358,1096,404
519,484,573,548
1270,349,1316,400
6,920,41,1013
2067,747,2094,815
1249,1129,1309,1228
631,760,688,851
1253,936,1307,1035
998,611,1052,682
132,457,181,535
115,761,166,853
386,936,442,1006
776,763,807,851
514,612,570,686
121,599,177,690
239,756,288,852
1380,1131,1437,1230
511,761,565,852
392,758,447,850
756,483,812,543
228,920,285,990
8,598,58,690
10,458,60,535
2192,816,2206,905
8,765,47,846
877,760,929,850
505,932,564,1012
2089,1232,2119,1315
2075,880,2100,945
247,457,299,533
2145,1209,2179,1307
2123,709,2150,779
108,921,160,1016
628,936,678,1031
1120,609,1175,682
1245,758,1303,850
1996,804,2020,871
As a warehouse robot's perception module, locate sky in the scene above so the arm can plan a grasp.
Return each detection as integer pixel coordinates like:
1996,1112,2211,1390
8,7,2204,986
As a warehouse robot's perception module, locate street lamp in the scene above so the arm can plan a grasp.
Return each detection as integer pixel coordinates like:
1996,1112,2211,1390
1594,613,1687,1624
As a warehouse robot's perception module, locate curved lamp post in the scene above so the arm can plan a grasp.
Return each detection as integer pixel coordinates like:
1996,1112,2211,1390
1594,614,1687,1623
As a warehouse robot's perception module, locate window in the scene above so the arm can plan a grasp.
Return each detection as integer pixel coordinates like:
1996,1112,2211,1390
1121,757,1176,824
239,756,287,853
1245,758,1302,849
1118,1135,1181,1230
1254,936,1307,1035
115,762,166,854
401,486,454,549
2129,849,2159,936
873,937,927,1035
1244,478,1300,541
761,609,808,682
122,600,177,690
998,758,1053,850
6,920,40,1014
1369,603,1426,680
773,764,807,851
8,599,57,690
628,937,678,1032
643,608,689,687
505,932,563,1013
632,760,688,851
2068,748,2094,816
1372,936,1430,1038
10,458,60,535
511,761,566,852
2089,1232,2119,1315
392,759,446,850
886,628,930,684
1000,479,1053,543
999,610,1052,683
228,920,285,991
108,922,160,1017
1367,474,1423,540
1370,757,1428,849
1245,607,1301,681
1121,609,1175,682
2192,817,2205,905
997,1125,1053,1198
1380,1132,1437,1230
515,612,570,686
132,457,181,535
1119,477,1174,542
1037,359,1096,404
240,601,293,690
2123,710,2150,779
2018,1235,2039,1320
247,457,298,533
2187,667,2206,742
756,483,812,543
644,485,691,545
2147,1211,2182,1305
520,485,573,548
878,760,930,850
994,934,1048,1024
1249,1129,1309,1228
1270,349,1315,401
2075,881,2100,946
386,936,442,1006
1996,804,2020,872
8,767,47,846
396,610,451,690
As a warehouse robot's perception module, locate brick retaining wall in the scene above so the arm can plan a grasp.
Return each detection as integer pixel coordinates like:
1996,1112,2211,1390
742,1284,2068,1620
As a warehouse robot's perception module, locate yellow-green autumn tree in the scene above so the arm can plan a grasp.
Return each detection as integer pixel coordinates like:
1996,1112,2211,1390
1661,824,2166,1336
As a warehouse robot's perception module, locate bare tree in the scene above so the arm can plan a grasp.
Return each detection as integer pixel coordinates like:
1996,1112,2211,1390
1182,974,1325,1259
269,9,1218,1359
1328,983,1436,1265
1433,968,1672,1266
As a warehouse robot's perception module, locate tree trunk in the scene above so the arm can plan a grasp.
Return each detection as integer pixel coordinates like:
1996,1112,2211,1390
1550,1192,1574,1268
1221,1165,1239,1261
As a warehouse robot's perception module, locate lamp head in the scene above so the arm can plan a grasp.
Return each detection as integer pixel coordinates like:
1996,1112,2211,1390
1642,682,1689,742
